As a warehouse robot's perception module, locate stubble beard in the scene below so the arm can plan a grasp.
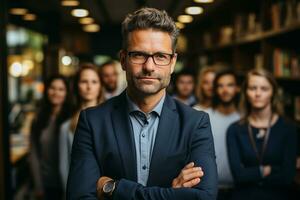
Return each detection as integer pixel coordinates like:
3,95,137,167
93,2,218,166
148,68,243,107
127,72,170,96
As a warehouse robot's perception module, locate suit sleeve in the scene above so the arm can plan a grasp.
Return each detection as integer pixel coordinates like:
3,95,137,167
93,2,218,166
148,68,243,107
113,112,218,200
67,110,100,200
226,124,262,184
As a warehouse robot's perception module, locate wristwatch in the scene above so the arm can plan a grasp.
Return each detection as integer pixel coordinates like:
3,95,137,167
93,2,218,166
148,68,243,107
102,179,117,197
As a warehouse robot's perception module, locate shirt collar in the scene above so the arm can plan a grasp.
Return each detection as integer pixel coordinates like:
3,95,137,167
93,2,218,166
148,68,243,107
126,92,165,117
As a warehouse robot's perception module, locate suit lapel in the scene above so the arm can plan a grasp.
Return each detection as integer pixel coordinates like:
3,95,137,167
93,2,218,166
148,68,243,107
147,95,178,185
111,92,137,181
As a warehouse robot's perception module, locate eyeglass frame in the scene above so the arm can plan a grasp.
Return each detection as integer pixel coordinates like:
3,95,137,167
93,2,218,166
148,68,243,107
125,51,176,66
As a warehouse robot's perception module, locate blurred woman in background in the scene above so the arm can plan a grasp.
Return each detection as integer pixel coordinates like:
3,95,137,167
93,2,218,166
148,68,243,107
29,75,71,200
227,69,297,200
193,66,217,112
59,64,104,194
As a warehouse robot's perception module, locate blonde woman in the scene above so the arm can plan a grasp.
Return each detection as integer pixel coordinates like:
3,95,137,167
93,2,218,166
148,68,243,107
227,69,297,200
59,64,104,193
193,66,217,112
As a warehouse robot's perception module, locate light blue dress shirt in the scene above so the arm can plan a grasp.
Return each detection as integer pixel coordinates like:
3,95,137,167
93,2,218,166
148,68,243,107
126,93,165,186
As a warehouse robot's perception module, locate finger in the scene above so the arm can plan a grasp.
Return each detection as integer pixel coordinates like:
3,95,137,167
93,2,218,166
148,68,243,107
183,162,194,170
182,167,202,176
182,178,201,188
182,170,203,181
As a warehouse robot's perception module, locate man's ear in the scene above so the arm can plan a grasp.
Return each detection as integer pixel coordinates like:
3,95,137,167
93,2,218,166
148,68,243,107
170,53,177,74
119,50,127,71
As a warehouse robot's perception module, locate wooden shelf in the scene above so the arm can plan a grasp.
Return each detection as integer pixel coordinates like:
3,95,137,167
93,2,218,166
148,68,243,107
202,22,300,51
275,77,300,82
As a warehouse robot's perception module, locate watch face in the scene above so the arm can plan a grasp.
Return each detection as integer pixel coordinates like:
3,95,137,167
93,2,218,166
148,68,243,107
103,180,114,194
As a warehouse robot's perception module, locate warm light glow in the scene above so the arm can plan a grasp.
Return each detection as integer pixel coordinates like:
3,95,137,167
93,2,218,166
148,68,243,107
175,22,185,29
177,15,193,23
185,6,203,15
83,24,100,32
62,56,72,65
22,60,34,70
79,17,94,24
61,0,80,6
10,8,28,15
9,62,23,77
23,14,36,21
71,9,89,17
194,0,214,3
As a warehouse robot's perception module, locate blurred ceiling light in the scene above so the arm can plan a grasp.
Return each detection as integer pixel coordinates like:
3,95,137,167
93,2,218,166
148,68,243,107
71,9,89,17
62,56,72,66
175,22,185,29
9,62,23,77
9,8,28,15
185,6,203,15
83,24,100,32
194,0,214,3
177,15,193,23
79,17,94,24
23,14,36,21
61,0,79,6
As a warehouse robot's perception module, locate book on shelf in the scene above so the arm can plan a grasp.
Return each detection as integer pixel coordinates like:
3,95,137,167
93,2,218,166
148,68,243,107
270,0,300,30
203,32,213,48
219,26,233,45
273,48,300,78
254,53,264,70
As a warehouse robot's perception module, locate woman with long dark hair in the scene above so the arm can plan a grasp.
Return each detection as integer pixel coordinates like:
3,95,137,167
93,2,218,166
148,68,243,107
29,75,71,200
59,64,104,194
227,69,297,200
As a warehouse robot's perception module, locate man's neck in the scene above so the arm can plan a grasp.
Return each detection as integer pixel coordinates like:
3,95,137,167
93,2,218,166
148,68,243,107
216,103,236,115
127,88,165,113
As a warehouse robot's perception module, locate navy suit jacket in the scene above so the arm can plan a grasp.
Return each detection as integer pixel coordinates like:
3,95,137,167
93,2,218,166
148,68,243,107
67,91,217,200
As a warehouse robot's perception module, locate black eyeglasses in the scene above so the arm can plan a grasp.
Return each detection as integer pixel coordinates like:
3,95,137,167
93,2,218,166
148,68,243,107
127,51,174,66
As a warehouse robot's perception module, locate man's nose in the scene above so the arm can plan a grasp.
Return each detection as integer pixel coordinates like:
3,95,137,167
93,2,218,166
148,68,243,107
142,56,155,73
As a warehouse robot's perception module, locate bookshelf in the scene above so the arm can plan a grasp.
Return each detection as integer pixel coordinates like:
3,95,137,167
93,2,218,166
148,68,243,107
188,0,300,122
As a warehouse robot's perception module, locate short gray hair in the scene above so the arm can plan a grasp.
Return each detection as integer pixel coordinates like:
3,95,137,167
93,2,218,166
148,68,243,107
122,7,179,52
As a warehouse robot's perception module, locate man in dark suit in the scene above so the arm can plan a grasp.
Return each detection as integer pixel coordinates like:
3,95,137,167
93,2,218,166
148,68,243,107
67,7,217,200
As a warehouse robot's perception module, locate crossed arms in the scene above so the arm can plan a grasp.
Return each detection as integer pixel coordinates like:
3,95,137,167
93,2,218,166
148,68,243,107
67,110,217,200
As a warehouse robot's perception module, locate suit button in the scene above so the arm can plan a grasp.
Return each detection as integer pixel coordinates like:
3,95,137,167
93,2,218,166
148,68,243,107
142,165,147,170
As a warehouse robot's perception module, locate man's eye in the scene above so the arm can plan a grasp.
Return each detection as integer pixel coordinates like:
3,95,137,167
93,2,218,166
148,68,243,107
132,52,145,58
155,54,168,59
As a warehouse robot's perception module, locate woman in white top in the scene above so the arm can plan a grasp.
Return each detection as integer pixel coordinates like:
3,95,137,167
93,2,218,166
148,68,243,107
59,63,104,193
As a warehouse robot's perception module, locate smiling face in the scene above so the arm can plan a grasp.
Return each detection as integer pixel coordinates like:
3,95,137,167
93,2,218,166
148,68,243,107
120,29,177,97
246,75,273,110
78,69,101,103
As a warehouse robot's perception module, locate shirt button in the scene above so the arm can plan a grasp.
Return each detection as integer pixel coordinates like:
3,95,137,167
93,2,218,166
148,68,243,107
142,133,145,137
142,165,147,170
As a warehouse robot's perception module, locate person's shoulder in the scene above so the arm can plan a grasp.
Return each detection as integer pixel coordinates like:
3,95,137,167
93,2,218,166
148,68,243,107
227,120,244,133
173,98,208,120
83,94,121,116
276,116,297,131
60,119,71,131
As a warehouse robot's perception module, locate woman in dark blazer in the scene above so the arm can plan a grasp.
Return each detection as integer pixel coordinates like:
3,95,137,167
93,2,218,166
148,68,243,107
227,69,297,200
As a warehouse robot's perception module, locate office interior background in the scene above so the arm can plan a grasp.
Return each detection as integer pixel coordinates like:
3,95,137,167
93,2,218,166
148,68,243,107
1,0,300,199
